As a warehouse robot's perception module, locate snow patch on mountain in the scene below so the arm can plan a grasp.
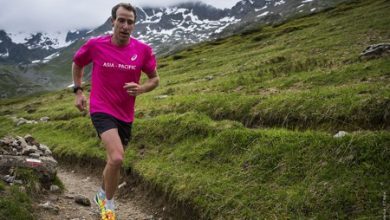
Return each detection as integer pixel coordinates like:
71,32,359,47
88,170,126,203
258,11,270,17
0,49,9,58
7,31,74,50
256,5,268,12
275,0,286,6
7,32,31,44
31,52,61,64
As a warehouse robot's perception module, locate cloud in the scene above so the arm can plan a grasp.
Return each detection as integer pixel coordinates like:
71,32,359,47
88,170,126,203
0,0,240,32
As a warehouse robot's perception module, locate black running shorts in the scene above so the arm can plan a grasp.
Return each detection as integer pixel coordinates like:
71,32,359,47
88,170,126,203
90,112,132,147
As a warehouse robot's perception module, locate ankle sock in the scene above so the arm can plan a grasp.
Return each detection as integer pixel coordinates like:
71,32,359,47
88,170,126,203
98,187,106,199
105,199,115,210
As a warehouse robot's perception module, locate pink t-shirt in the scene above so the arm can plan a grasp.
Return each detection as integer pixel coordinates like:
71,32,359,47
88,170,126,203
73,35,157,122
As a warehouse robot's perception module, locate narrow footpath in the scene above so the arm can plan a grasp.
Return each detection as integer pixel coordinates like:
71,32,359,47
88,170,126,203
34,165,159,220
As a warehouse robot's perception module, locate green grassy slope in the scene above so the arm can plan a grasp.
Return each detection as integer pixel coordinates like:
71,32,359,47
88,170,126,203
0,0,389,219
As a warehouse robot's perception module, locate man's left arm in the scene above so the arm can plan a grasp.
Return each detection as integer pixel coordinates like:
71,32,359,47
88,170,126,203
124,70,160,96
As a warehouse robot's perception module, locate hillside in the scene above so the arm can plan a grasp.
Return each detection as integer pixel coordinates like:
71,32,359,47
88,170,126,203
0,0,389,219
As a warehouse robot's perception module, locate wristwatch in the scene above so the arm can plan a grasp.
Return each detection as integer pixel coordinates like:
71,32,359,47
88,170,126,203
73,86,83,94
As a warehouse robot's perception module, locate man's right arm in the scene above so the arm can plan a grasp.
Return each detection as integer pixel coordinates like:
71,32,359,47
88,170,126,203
72,62,87,112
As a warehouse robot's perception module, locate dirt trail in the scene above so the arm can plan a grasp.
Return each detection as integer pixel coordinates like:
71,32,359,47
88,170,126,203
34,165,158,220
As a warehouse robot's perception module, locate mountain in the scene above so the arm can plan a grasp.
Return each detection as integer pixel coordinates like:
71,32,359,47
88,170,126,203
0,0,349,98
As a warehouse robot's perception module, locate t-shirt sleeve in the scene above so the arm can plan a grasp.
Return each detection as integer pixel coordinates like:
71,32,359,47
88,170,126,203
73,39,94,67
142,45,157,76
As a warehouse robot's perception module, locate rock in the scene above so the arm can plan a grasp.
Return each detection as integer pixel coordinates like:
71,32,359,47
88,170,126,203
24,134,40,146
50,185,61,193
205,75,214,80
38,144,52,156
360,43,390,59
38,201,60,214
13,117,39,126
26,120,38,125
74,195,91,207
334,131,348,138
40,117,50,122
29,153,41,159
16,118,28,126
24,134,34,145
1,174,15,183
48,194,60,201
155,95,169,99
16,136,28,149
118,181,127,189
0,155,57,181
21,145,38,156
65,194,75,199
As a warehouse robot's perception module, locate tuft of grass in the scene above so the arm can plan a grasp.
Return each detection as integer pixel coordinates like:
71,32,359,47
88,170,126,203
0,186,35,220
0,181,5,191
15,168,41,195
52,175,65,191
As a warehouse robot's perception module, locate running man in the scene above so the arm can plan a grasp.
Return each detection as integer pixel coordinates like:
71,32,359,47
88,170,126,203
72,3,159,220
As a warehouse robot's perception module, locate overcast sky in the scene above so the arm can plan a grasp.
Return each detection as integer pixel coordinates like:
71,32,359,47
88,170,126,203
0,0,241,32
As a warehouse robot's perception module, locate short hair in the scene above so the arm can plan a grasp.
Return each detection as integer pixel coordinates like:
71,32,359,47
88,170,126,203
111,3,137,21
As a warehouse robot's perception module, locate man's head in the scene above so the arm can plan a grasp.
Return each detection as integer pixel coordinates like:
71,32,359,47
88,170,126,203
111,3,137,46
111,3,137,21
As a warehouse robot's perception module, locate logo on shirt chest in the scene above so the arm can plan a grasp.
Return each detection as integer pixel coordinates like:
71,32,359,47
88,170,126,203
103,62,136,70
131,54,138,61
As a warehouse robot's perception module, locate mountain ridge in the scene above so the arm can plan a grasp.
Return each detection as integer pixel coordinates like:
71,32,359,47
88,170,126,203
0,0,349,98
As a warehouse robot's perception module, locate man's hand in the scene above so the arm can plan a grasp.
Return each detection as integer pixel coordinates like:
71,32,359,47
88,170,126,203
74,91,87,111
124,82,144,96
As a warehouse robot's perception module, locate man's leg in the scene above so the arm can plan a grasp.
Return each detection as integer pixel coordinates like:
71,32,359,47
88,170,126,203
100,128,124,200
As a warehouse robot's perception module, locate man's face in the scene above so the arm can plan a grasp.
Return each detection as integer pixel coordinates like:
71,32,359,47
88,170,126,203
112,6,135,44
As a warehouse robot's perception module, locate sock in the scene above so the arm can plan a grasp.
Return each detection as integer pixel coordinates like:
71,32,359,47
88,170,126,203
98,187,106,199
105,199,115,210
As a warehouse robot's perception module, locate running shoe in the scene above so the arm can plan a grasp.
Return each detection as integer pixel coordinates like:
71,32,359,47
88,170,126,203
101,209,116,220
94,191,106,214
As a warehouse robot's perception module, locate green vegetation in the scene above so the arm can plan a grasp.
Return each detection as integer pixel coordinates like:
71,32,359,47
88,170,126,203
14,168,42,195
0,168,52,220
0,186,35,220
0,0,389,218
0,181,4,191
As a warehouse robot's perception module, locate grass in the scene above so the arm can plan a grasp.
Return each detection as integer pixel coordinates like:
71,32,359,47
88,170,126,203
0,181,4,191
0,186,35,220
0,0,389,219
128,112,389,219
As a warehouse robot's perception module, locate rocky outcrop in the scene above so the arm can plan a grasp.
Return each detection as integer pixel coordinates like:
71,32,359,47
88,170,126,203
360,43,390,59
0,135,57,184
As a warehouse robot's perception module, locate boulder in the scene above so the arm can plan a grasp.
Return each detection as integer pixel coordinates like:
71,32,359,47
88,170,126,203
360,43,390,59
